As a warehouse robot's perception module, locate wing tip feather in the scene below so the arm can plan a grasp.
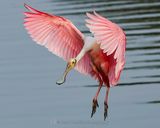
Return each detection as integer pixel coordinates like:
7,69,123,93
24,3,32,11
24,3,40,13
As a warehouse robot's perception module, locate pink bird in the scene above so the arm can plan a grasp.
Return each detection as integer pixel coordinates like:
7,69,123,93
23,4,126,120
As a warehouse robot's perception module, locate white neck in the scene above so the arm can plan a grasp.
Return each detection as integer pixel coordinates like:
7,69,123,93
76,47,86,62
75,36,96,62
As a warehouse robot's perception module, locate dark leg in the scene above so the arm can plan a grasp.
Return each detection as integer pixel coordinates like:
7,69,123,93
100,63,110,120
104,86,110,120
91,80,103,118
91,64,103,118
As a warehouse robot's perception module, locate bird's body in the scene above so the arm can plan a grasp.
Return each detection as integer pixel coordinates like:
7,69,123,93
23,4,126,120
89,43,109,77
77,36,110,86
87,40,110,84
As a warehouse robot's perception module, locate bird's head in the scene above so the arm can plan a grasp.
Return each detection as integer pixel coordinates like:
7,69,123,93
56,58,77,85
67,58,77,69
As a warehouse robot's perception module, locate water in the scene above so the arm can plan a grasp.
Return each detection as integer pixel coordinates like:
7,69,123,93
0,0,160,128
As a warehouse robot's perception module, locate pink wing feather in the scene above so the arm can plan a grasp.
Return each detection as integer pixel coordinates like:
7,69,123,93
23,4,92,75
86,11,126,86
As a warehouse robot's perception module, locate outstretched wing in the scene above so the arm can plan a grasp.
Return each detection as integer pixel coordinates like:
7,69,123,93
86,11,126,86
24,4,92,75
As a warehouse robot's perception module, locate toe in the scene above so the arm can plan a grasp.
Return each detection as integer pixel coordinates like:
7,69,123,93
91,99,99,118
104,102,108,120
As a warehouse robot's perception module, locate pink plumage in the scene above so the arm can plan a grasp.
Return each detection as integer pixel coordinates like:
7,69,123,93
23,4,127,120
24,4,92,75
86,11,126,86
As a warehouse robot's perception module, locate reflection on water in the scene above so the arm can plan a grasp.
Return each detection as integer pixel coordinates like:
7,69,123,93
146,100,160,104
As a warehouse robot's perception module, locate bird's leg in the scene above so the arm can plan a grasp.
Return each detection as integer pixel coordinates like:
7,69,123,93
91,80,103,118
91,64,103,118
99,63,110,120
104,86,110,120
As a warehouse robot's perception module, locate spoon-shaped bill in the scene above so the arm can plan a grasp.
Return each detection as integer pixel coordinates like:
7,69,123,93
56,62,73,85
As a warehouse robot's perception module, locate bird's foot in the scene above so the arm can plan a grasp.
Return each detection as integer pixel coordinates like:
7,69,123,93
91,99,99,118
104,102,108,120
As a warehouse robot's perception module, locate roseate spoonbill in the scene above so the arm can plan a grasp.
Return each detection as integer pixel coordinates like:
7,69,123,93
23,4,126,120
